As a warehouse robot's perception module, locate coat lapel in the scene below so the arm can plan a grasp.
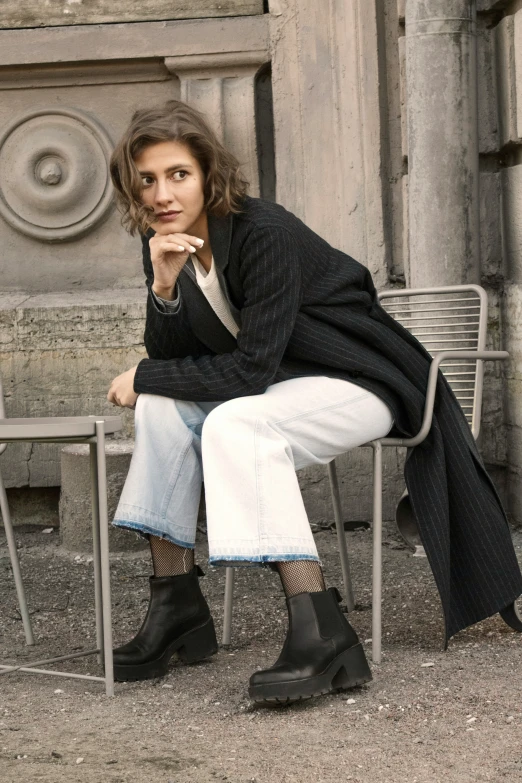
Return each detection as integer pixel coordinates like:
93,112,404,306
207,211,233,274
179,211,240,354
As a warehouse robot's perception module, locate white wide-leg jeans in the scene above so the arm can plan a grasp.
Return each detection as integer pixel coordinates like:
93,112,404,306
113,376,393,566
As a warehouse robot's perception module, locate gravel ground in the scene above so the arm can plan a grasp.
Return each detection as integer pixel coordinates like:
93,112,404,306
1,522,522,783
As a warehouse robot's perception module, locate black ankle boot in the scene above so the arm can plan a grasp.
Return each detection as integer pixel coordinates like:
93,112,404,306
113,565,218,682
248,587,372,705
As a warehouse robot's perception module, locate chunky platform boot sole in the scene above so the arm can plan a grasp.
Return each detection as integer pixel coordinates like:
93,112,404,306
113,617,218,682
248,643,372,706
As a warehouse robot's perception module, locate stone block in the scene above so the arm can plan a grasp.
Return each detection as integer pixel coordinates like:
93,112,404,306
0,290,147,488
60,440,147,552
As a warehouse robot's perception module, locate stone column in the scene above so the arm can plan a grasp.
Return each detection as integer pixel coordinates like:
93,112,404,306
406,0,480,287
165,52,268,196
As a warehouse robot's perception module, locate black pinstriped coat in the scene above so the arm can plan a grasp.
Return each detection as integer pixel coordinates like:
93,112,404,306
134,196,522,642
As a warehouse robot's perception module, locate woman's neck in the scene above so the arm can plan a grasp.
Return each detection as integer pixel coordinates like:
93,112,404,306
189,210,212,272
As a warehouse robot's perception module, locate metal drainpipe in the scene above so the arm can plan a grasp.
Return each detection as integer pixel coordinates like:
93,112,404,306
405,0,480,287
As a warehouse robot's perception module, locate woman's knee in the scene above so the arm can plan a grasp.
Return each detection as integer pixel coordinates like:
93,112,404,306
136,393,172,420
202,396,259,440
135,394,192,436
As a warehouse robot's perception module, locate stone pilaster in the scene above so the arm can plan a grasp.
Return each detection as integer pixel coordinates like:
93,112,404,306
165,52,269,197
268,0,390,288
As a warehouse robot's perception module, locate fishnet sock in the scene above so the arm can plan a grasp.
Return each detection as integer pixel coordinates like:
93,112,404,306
276,560,326,598
149,535,195,577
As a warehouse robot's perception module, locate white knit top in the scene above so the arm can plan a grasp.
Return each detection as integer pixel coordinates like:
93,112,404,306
191,255,239,337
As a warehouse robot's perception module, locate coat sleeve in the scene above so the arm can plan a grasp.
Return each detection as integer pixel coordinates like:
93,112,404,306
140,233,212,361
134,225,302,400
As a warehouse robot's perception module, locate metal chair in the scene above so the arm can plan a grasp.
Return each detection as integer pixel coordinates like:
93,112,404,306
221,284,512,662
0,374,122,696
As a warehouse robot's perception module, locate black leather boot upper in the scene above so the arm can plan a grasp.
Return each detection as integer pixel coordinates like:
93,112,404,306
250,587,361,687
113,565,212,667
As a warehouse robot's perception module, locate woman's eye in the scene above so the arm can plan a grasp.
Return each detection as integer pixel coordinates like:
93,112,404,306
141,176,154,187
171,170,188,181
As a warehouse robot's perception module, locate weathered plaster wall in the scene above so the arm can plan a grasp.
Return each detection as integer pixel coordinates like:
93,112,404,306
0,291,146,488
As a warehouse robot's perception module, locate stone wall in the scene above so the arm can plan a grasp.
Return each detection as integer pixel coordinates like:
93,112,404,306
482,0,522,524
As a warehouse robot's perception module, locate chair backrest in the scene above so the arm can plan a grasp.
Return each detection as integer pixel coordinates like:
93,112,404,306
378,285,488,439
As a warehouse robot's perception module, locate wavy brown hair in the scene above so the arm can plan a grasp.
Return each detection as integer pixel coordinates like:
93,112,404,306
110,100,249,235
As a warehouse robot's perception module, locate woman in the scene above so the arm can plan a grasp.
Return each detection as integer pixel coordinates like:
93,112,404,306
107,100,522,704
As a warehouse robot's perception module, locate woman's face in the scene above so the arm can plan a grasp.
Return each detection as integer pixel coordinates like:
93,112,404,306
134,140,206,236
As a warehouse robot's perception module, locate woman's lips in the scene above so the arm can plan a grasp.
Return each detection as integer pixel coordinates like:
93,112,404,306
156,211,181,222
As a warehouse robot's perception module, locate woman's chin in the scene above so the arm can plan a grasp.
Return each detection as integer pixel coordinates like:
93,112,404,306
151,220,184,235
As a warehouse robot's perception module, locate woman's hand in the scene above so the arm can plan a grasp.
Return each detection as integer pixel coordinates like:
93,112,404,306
149,233,204,299
107,366,139,409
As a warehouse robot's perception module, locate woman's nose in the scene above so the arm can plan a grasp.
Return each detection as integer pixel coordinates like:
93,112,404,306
154,178,172,204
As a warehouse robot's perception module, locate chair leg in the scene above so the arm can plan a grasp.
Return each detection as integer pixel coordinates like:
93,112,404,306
222,566,235,646
371,442,383,664
0,467,34,646
327,460,355,612
95,422,114,697
90,443,104,665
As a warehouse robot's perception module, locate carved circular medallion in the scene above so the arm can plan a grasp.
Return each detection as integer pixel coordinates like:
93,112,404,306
0,108,114,242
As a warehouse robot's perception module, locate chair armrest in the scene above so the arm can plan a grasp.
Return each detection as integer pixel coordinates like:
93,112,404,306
382,350,509,447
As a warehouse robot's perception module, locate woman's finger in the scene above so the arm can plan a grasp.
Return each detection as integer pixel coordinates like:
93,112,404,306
156,238,196,255
176,234,205,249
107,388,120,406
155,240,191,254
155,234,204,253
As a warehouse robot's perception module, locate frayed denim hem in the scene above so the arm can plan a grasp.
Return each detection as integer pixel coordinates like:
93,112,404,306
112,519,195,549
209,553,321,568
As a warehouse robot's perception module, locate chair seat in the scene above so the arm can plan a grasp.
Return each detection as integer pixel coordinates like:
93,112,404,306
0,415,122,442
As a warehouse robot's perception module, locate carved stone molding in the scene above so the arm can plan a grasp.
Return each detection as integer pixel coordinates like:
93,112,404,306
0,60,172,90
0,107,114,242
0,17,269,67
